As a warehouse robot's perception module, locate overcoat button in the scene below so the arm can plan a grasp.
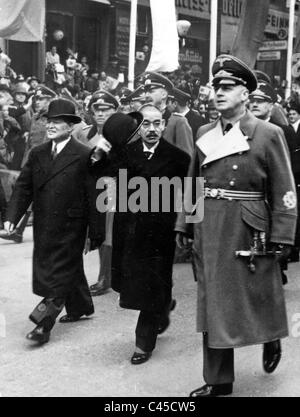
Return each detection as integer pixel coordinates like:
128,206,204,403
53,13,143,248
229,181,235,187
233,165,238,170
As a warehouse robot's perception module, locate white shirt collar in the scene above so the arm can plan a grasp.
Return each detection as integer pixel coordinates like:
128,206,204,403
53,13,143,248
52,137,71,154
292,119,300,132
142,140,160,154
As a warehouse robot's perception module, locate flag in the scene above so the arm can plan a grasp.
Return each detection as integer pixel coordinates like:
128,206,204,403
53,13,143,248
146,0,179,72
0,0,45,42
231,0,270,68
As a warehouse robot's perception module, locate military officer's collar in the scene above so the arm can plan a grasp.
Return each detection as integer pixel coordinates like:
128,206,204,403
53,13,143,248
197,119,250,166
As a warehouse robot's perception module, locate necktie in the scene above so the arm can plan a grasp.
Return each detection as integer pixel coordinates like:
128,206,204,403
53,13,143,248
223,123,233,135
51,143,58,160
144,151,152,160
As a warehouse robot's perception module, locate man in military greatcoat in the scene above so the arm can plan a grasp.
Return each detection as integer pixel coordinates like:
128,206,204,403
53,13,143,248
176,55,297,397
3,98,95,344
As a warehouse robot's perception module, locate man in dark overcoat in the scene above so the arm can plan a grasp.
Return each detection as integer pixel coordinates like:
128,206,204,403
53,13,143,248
90,105,190,364
176,55,297,397
3,98,95,344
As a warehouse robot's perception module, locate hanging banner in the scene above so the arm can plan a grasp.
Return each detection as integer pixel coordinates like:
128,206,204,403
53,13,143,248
146,0,179,72
0,0,45,42
231,0,270,68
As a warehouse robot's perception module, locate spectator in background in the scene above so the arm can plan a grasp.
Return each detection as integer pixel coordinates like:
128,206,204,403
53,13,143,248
0,85,13,107
46,46,60,66
9,85,33,170
0,103,22,169
78,68,89,92
0,47,11,78
80,56,90,72
85,69,100,93
27,76,40,95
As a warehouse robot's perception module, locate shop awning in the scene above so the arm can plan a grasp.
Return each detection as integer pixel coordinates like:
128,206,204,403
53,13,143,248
88,0,111,5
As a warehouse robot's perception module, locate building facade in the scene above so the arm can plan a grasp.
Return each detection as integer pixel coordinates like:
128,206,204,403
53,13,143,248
3,0,298,86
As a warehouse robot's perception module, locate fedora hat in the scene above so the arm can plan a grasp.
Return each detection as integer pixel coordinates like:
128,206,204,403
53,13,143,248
45,98,81,124
103,112,144,147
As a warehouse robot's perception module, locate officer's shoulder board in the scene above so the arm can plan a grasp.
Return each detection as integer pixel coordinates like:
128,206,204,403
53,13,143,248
173,112,184,117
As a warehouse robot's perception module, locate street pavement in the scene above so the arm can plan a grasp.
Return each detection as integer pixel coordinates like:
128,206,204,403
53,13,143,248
0,227,300,397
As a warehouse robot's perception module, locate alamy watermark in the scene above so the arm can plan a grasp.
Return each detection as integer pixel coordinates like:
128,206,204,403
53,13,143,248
95,169,205,224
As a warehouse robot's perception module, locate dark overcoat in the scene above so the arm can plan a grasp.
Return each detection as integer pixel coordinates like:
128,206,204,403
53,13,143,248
7,137,96,299
176,111,297,349
91,138,190,312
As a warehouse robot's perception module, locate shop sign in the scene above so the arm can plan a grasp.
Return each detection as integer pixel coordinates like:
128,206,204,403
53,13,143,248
175,0,210,20
259,41,288,51
257,51,281,61
115,8,130,59
179,49,204,65
221,0,297,35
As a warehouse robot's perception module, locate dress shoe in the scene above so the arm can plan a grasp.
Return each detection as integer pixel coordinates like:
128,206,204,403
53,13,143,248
190,383,233,397
59,313,92,323
0,229,23,243
263,340,281,373
26,326,50,344
157,299,177,335
89,280,110,296
131,351,152,365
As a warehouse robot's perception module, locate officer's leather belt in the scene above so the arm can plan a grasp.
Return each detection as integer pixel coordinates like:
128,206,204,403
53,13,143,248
204,188,264,201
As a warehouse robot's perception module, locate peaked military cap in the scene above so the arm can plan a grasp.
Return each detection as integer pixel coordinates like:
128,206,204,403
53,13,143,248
173,87,191,103
119,88,133,105
254,70,272,85
89,90,119,110
35,85,56,99
249,82,277,103
212,54,257,93
128,85,146,103
143,71,174,94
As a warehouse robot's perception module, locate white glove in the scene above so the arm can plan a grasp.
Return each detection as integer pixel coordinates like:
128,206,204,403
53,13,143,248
91,135,112,162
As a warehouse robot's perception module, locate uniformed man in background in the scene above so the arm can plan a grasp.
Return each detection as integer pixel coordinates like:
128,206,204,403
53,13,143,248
143,72,174,126
87,90,119,297
164,88,194,157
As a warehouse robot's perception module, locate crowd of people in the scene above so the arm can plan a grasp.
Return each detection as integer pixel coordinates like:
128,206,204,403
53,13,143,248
1,46,300,397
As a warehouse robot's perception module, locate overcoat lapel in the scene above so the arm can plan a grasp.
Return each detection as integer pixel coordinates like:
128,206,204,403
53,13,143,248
196,111,257,166
37,138,80,189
